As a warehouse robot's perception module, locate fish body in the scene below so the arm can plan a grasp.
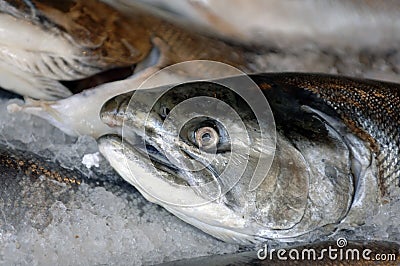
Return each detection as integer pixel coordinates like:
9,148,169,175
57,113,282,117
104,0,400,50
98,73,400,244
0,0,159,99
0,142,83,232
4,138,398,265
250,73,400,198
7,1,250,136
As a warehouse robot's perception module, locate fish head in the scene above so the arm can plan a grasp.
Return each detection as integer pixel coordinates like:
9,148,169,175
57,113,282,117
99,78,356,244
100,81,269,201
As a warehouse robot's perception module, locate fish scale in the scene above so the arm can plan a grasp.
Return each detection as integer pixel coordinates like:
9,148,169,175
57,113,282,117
0,0,153,99
0,143,82,186
253,73,400,197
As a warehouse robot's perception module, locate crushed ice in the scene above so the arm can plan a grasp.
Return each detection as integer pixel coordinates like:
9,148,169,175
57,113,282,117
0,98,239,265
1,46,400,265
82,152,101,169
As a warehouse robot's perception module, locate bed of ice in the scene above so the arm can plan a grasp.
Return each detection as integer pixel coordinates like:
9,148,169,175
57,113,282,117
0,96,242,265
1,46,399,265
1,8,400,266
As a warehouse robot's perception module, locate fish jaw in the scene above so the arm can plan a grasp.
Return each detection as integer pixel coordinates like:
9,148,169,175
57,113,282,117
6,79,138,137
6,77,145,137
8,57,221,137
5,36,193,137
97,82,343,243
96,133,348,244
97,134,265,245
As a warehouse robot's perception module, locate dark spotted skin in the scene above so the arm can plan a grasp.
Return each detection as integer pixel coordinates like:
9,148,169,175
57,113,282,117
0,143,82,232
0,142,139,232
0,144,82,186
251,73,400,197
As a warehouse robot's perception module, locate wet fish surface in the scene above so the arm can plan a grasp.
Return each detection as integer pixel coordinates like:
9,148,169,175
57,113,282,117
250,73,400,197
0,143,82,232
0,0,250,100
0,141,136,234
1,1,400,264
0,0,147,99
99,73,400,245
112,0,400,50
0,135,242,265
5,0,257,137
1,138,398,265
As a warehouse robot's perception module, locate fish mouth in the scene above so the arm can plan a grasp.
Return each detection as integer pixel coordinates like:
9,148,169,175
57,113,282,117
123,128,224,201
129,135,181,174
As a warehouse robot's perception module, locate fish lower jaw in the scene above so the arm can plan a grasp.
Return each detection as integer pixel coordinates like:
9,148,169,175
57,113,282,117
162,204,331,245
98,135,329,244
163,204,265,245
98,135,261,244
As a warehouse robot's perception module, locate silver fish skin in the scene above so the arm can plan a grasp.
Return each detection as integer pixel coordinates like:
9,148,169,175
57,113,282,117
104,0,400,50
0,0,153,100
98,73,399,244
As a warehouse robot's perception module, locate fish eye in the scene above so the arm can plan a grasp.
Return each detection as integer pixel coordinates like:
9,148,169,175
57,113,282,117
195,126,219,150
